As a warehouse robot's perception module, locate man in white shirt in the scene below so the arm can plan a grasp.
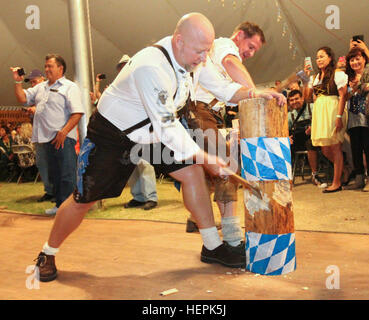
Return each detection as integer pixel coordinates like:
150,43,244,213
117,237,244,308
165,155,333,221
32,13,285,282
11,55,85,215
186,22,266,257
23,69,55,203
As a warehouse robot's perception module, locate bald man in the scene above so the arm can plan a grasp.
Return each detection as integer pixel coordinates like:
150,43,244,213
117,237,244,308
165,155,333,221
33,13,285,282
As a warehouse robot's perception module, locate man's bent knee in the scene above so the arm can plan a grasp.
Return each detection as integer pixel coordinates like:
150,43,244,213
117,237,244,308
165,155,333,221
169,164,204,183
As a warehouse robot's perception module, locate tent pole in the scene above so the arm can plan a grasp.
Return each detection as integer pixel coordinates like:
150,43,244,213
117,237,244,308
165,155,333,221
67,0,92,144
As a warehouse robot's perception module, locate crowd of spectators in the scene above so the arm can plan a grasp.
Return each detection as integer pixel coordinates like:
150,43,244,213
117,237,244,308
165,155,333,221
1,36,368,217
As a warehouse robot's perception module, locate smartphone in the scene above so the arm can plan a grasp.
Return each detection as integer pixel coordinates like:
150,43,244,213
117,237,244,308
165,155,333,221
98,74,106,80
304,57,313,71
17,68,25,76
353,35,364,42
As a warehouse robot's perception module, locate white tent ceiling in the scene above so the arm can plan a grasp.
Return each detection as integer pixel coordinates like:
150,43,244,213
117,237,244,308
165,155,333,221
1,0,368,105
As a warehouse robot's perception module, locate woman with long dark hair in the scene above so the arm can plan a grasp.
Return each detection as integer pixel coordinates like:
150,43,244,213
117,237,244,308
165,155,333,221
344,47,369,190
305,47,348,193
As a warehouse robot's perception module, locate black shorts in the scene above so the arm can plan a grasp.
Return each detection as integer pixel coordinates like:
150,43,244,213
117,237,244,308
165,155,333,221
73,111,191,203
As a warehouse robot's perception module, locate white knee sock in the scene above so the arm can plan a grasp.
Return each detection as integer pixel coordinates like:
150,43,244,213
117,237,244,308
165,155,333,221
42,242,59,256
199,227,222,250
221,216,243,247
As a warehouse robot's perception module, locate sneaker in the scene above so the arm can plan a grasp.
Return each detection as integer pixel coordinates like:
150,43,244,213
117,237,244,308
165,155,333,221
123,199,145,208
223,241,246,257
34,252,57,282
201,243,246,268
37,193,55,202
45,206,58,215
312,174,328,189
143,201,157,210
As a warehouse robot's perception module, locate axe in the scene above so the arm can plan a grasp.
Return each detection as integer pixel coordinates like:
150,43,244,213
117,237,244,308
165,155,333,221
221,167,263,200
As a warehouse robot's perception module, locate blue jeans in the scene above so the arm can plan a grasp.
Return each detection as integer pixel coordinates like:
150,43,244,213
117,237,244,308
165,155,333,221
128,159,157,202
45,137,77,207
34,143,54,195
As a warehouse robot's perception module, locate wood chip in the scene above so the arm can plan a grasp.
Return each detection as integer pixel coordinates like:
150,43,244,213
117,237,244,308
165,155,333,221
160,288,178,296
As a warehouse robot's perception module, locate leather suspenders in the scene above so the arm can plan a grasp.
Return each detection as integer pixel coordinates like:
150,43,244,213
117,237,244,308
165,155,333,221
122,45,178,135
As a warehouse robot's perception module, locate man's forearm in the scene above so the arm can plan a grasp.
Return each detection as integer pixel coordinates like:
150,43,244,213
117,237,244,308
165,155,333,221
14,83,27,104
228,87,255,104
223,56,255,88
60,113,83,135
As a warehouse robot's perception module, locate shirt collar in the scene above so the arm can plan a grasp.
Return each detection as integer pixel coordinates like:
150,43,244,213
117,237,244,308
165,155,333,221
47,76,66,87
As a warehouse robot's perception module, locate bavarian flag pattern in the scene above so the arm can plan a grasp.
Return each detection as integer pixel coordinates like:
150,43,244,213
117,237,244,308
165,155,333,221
246,231,296,275
240,137,292,181
76,138,95,197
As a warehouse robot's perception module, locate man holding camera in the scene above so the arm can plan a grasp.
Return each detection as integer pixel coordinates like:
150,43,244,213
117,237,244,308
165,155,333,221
22,69,55,203
11,54,85,215
288,89,327,187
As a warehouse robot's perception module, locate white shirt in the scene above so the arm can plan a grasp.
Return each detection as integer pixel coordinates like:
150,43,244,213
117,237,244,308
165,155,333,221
195,37,242,108
98,36,242,162
24,76,85,143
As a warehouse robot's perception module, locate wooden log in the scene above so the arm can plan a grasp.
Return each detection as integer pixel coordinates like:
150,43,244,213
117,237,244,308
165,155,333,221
239,97,296,275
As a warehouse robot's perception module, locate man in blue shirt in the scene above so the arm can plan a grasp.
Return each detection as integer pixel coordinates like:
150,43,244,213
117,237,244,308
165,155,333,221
11,54,85,214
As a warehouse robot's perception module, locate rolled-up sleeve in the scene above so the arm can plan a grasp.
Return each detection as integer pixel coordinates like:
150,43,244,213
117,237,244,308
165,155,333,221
23,86,38,106
198,57,242,103
66,84,85,114
134,65,200,162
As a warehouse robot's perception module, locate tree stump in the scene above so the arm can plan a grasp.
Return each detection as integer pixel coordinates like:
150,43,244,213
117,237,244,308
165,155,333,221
238,98,296,275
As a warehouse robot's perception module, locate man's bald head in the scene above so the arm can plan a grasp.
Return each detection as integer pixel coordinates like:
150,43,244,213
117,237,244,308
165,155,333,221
174,13,215,43
172,13,215,72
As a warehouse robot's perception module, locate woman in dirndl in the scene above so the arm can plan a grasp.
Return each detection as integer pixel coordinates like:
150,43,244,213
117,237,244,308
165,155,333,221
305,46,348,193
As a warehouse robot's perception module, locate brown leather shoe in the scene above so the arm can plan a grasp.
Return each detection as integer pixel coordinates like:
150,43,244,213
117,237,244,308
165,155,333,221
186,219,222,233
186,219,199,233
34,252,57,282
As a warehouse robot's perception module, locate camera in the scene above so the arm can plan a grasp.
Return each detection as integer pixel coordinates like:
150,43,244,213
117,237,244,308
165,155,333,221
353,35,364,42
98,74,106,80
17,68,25,76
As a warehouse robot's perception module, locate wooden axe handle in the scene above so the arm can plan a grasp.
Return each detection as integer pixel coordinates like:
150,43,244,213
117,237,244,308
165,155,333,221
221,167,262,199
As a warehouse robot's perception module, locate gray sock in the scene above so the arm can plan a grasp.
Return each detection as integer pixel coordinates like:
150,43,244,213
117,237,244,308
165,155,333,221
221,216,243,246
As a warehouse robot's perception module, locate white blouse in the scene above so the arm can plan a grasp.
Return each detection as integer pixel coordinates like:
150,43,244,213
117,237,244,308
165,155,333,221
308,70,348,90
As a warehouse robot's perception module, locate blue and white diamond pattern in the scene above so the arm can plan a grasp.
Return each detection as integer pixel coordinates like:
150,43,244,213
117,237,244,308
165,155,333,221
240,137,292,181
245,231,296,275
